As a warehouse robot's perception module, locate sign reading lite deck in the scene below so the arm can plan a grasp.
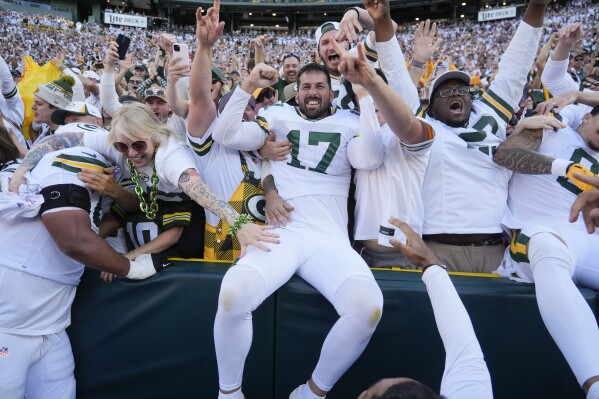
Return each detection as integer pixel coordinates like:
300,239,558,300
104,12,148,28
478,6,516,22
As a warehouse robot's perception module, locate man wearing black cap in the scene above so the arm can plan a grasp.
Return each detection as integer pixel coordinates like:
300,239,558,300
419,0,553,273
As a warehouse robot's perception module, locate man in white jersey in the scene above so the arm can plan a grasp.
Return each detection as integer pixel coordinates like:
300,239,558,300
349,0,433,268
212,58,386,399
493,109,599,399
570,174,599,233
187,4,266,261
0,147,171,398
419,0,552,273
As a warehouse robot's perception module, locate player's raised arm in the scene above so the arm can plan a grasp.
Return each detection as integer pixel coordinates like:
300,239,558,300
188,2,224,139
334,40,430,146
212,63,277,151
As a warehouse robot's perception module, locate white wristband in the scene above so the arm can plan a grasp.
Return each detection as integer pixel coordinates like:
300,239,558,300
126,254,157,280
551,159,572,177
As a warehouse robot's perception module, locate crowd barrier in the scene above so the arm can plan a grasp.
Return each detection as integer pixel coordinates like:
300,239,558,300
68,261,598,399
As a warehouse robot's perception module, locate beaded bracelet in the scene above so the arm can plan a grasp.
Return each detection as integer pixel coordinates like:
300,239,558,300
228,214,254,238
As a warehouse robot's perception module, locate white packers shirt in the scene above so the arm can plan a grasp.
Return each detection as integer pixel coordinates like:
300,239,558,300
57,123,197,202
421,21,543,234
354,123,434,240
353,31,432,240
0,147,106,335
502,127,599,232
331,74,354,111
187,117,264,227
258,101,381,200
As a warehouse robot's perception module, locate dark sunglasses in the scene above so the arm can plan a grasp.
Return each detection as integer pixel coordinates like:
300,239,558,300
144,88,165,97
113,138,149,153
436,87,470,98
582,80,599,87
282,51,300,62
129,79,142,84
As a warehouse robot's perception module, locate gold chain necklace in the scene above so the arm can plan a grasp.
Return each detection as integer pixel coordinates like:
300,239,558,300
127,159,159,220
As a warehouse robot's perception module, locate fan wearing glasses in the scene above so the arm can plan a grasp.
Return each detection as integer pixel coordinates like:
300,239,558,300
419,0,552,273
126,77,143,98
9,102,279,259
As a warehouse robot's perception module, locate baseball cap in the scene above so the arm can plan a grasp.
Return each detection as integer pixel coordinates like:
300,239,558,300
428,70,472,101
282,83,297,104
212,65,226,84
134,63,149,72
83,70,101,81
118,95,141,104
218,90,256,115
315,21,340,47
252,86,275,100
143,85,167,102
51,101,102,125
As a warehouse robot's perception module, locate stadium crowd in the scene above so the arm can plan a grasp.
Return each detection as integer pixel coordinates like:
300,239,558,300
1,0,599,398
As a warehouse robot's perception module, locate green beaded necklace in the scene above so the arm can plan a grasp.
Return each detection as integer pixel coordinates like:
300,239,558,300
127,159,160,220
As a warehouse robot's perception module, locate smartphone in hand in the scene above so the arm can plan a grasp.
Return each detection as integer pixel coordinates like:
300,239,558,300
172,43,190,76
116,34,131,60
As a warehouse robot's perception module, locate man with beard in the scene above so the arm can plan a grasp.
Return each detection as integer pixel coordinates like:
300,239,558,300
493,109,599,398
273,51,301,101
315,21,356,110
419,0,553,273
212,60,385,399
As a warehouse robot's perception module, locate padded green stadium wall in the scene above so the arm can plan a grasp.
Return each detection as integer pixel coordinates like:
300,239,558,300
68,261,597,399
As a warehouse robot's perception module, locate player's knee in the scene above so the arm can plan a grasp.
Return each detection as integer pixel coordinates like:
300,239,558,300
218,266,266,317
336,276,384,330
528,232,573,275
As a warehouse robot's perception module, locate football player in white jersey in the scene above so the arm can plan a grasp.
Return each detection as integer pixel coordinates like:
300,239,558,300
493,109,599,398
0,146,171,399
187,4,267,261
212,54,389,397
570,173,599,233
419,0,552,273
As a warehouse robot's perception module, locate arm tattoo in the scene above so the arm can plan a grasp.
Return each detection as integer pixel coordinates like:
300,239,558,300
21,133,84,171
179,170,238,224
179,171,191,183
494,129,553,174
262,175,278,195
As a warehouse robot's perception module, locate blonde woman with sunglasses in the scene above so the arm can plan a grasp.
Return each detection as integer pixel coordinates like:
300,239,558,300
10,102,278,257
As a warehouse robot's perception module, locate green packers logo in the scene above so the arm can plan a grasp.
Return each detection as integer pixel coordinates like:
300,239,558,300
245,193,266,222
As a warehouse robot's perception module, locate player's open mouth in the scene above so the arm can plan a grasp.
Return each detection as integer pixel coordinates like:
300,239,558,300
449,100,463,114
307,99,321,106
328,53,340,63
